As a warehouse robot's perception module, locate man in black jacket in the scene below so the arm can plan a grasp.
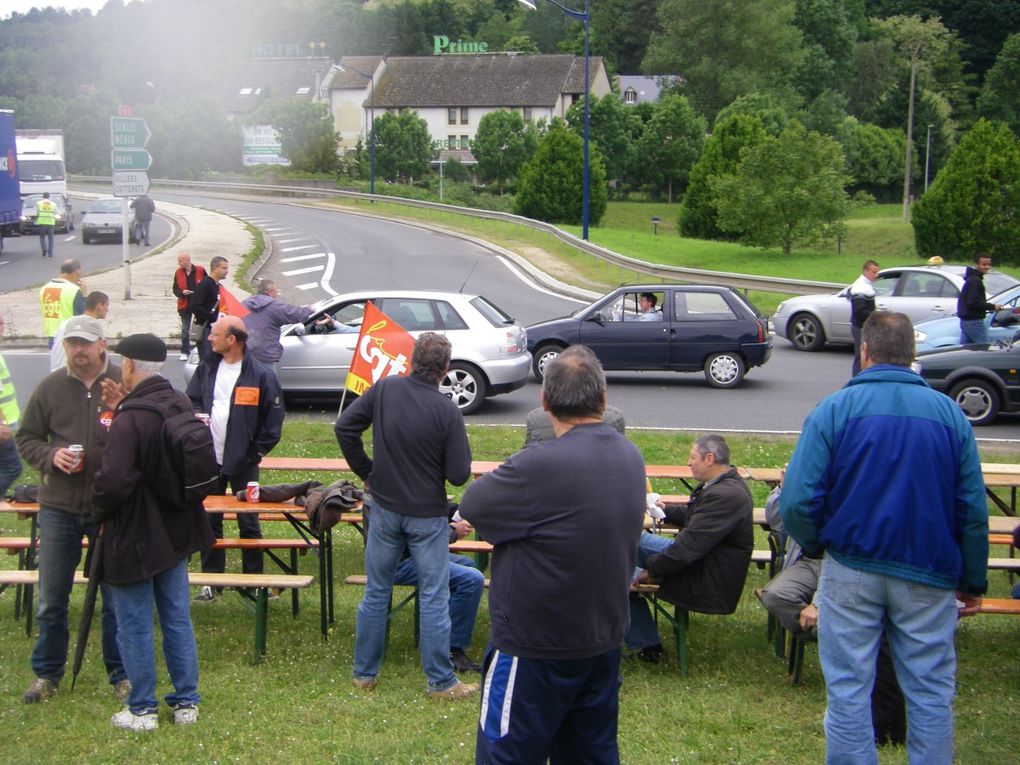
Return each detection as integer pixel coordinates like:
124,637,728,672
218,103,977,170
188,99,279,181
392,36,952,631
93,334,214,731
188,256,228,361
849,260,880,376
958,253,1002,344
627,433,753,663
186,315,283,600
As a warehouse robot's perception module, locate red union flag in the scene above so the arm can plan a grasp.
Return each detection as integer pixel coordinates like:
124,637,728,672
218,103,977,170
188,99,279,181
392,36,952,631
218,286,249,317
345,301,415,395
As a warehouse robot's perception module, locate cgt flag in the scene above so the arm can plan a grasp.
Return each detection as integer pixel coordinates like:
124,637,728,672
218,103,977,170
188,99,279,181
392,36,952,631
218,286,249,318
345,301,415,395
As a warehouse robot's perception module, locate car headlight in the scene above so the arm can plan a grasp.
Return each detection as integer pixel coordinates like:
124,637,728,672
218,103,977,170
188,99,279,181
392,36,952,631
914,330,927,343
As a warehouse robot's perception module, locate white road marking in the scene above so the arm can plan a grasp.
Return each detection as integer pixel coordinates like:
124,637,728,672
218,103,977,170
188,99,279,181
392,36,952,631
281,265,325,276
295,282,320,291
495,256,588,304
281,245,319,253
281,253,326,263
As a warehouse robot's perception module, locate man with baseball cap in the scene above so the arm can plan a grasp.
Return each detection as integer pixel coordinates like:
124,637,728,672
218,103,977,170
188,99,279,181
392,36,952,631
16,315,128,704
93,334,213,730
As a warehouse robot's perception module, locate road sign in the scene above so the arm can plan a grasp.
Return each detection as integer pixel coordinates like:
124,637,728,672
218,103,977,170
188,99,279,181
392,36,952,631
110,116,151,149
112,170,150,197
111,149,152,171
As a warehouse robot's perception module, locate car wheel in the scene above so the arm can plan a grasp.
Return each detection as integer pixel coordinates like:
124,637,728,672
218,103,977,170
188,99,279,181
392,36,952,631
788,313,825,351
82,234,91,245
949,379,1000,426
532,343,565,381
704,352,746,388
439,362,485,415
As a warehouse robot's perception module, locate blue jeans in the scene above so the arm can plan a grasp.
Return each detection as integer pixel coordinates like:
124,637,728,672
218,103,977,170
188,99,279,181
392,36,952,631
0,435,23,498
354,502,456,691
179,312,193,355
395,553,484,652
32,507,125,685
818,556,957,765
134,219,151,245
625,534,672,650
110,557,200,714
960,318,989,344
38,225,54,257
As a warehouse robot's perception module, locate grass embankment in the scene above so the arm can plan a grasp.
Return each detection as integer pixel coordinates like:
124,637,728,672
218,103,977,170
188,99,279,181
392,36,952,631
1,420,1017,764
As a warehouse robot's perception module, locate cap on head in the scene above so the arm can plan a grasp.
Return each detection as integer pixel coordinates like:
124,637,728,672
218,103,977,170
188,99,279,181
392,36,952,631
115,333,167,362
62,316,105,342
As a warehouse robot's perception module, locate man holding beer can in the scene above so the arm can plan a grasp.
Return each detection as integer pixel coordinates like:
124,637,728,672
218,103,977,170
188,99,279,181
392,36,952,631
186,316,283,601
15,315,129,703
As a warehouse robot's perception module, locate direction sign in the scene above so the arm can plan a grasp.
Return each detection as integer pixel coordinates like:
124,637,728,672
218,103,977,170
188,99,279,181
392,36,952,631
110,116,151,149
112,170,150,197
111,149,152,171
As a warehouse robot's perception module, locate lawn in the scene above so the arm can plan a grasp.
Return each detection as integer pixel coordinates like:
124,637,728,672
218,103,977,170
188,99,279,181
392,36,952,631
1,420,1017,764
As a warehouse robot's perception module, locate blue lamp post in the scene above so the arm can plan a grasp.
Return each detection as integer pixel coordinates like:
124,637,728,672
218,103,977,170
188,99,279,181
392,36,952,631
334,63,376,195
518,0,590,240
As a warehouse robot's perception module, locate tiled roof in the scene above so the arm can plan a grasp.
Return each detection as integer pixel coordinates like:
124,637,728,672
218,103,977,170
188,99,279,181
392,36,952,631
367,54,604,109
332,56,385,88
226,57,334,114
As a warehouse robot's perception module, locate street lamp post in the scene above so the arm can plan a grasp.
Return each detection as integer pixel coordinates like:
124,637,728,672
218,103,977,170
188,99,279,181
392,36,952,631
518,0,590,240
334,63,376,195
924,123,934,193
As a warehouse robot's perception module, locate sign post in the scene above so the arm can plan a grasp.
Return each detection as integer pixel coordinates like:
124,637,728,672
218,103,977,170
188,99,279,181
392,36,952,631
110,115,152,300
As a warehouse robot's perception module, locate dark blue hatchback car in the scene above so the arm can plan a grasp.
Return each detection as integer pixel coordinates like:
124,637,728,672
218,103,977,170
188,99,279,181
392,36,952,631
526,285,773,388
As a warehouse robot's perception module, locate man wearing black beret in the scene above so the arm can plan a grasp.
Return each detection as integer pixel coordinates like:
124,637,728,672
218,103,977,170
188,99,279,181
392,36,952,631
92,334,214,731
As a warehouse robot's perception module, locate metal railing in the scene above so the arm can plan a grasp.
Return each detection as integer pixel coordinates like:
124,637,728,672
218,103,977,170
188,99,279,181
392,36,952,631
71,176,845,296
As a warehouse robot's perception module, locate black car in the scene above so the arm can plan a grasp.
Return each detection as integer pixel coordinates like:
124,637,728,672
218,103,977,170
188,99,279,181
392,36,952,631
526,285,773,388
915,340,1020,425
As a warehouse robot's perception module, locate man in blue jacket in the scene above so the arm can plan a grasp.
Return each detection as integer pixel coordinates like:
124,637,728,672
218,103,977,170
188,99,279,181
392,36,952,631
186,315,283,600
781,311,988,765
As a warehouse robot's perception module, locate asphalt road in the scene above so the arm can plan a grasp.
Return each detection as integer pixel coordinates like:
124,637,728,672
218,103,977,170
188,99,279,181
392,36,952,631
7,190,1018,439
0,194,172,291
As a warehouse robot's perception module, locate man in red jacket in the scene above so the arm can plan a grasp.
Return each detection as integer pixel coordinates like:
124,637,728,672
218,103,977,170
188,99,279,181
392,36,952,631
171,253,206,361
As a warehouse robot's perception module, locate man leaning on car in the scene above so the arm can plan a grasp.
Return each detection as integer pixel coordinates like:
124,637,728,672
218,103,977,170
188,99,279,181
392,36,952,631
958,253,1002,345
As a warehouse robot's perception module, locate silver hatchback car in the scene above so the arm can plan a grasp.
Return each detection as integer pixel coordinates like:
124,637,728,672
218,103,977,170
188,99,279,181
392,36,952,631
185,289,530,415
773,265,1019,351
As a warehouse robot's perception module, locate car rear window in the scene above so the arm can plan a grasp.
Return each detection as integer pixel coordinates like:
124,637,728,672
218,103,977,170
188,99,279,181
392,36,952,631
377,299,436,331
675,292,738,321
433,301,468,330
470,296,514,327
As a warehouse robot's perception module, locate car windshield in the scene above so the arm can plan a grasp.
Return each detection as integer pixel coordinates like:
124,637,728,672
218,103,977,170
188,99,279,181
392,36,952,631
987,272,1019,296
87,199,122,214
23,195,65,211
19,159,64,181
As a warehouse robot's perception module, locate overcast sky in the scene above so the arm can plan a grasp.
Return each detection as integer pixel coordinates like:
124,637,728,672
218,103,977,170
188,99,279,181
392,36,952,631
3,1,115,20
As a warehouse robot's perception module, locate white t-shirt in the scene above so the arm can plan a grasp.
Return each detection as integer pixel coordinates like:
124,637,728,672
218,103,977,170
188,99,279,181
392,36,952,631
210,359,243,465
49,320,70,371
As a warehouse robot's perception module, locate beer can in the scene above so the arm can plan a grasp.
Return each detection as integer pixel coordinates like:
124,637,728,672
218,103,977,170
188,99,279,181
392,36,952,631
246,481,260,503
195,413,211,426
68,444,84,473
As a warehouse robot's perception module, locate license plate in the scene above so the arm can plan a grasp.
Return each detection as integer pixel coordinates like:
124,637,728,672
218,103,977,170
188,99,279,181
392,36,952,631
99,228,116,234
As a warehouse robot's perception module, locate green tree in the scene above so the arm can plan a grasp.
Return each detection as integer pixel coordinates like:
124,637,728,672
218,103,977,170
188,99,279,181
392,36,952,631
678,113,768,239
790,0,862,101
643,0,805,122
250,99,339,174
635,94,706,201
142,94,241,179
63,89,120,175
837,118,905,199
566,94,641,184
712,121,851,254
372,110,432,183
471,109,538,193
911,119,1020,264
514,121,608,227
714,93,790,135
977,33,1020,136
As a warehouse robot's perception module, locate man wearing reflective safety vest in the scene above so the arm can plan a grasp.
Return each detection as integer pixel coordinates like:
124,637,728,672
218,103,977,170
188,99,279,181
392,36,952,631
39,259,85,348
0,313,23,504
35,192,57,258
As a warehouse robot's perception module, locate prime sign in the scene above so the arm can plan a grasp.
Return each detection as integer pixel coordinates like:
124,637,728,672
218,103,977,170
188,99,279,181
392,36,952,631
433,35,489,54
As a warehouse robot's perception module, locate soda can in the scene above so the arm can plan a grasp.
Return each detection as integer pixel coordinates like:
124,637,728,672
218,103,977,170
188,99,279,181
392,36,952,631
68,444,84,473
195,413,211,426
246,481,260,503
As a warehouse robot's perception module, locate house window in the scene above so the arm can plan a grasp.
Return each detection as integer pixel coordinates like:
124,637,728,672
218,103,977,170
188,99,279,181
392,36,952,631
460,107,469,125
448,136,457,149
296,86,311,95
523,107,532,122
448,108,457,125
460,135,469,149
624,88,637,104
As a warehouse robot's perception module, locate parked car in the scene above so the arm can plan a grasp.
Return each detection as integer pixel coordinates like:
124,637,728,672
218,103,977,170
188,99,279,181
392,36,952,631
773,265,1020,351
914,284,1020,352
915,341,1020,426
80,196,136,244
526,285,772,388
19,193,72,234
182,289,531,415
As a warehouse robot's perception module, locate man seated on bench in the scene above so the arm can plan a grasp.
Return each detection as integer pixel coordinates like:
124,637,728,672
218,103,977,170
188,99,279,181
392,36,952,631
627,434,753,663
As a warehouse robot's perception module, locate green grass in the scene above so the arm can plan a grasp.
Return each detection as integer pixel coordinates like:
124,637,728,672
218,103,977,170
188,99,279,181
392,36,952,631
3,421,1016,764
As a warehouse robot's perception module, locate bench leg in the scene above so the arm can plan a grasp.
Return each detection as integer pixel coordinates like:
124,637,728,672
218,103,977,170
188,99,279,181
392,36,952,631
253,588,268,663
787,635,806,686
326,531,335,627
675,608,689,677
289,549,299,618
319,533,328,640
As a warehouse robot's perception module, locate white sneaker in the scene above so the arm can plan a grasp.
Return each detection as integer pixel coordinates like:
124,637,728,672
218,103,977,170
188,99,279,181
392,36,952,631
193,586,217,602
173,706,199,725
179,353,188,361
111,706,158,731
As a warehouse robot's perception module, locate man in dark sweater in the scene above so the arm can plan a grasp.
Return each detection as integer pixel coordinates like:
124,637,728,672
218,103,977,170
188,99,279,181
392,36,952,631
460,345,646,765
335,332,475,701
957,253,1002,344
627,434,753,663
188,256,228,361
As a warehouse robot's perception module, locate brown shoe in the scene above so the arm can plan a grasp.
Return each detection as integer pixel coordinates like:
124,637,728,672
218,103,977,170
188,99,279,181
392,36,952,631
23,677,58,703
352,677,378,691
427,680,479,701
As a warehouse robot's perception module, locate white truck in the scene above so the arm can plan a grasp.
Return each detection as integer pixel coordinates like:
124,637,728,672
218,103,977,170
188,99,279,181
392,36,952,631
15,129,66,199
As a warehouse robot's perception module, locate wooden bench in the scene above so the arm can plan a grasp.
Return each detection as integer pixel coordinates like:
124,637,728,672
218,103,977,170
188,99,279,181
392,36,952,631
0,570,313,662
978,597,1020,615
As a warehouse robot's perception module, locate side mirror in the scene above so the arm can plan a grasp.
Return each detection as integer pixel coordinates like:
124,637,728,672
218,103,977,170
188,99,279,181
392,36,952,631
992,309,1018,327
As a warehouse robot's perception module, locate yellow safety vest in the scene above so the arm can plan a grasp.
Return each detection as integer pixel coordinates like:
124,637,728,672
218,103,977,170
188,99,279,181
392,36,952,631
35,198,56,227
0,353,20,427
39,279,80,337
